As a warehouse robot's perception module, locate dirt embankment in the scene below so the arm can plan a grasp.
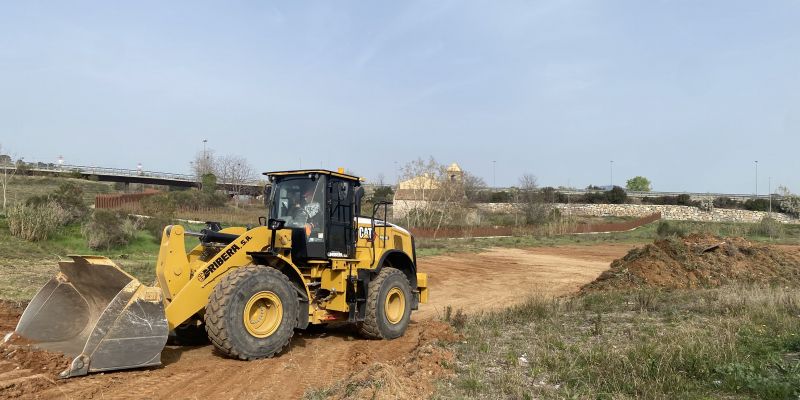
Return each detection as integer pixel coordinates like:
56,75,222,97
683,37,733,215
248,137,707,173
583,234,800,291
0,245,632,399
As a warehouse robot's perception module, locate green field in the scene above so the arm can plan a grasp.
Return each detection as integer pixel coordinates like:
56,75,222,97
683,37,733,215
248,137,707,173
2,175,116,207
415,219,800,257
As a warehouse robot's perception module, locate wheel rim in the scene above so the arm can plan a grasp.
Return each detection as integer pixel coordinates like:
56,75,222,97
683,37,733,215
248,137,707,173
243,291,283,338
384,287,405,324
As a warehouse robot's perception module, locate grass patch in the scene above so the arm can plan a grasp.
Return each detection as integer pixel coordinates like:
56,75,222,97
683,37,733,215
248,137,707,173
0,215,207,300
439,287,800,399
416,220,800,258
2,175,115,208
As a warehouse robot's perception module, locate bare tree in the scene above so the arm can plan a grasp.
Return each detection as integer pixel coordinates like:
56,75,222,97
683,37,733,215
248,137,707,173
192,149,218,181
518,174,548,224
462,172,487,202
218,155,255,207
0,144,17,215
396,157,469,235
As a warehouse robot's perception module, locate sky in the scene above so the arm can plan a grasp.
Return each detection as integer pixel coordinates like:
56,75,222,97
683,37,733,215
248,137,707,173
1,1,798,193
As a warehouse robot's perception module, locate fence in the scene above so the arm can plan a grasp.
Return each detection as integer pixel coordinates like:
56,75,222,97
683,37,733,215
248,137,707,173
95,191,159,209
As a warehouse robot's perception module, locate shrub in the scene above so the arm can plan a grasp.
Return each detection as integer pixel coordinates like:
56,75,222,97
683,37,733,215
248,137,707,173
540,187,569,203
82,209,140,250
26,182,89,223
606,186,628,204
582,191,607,204
656,221,687,238
7,201,69,241
143,216,172,242
490,191,511,203
779,195,800,218
744,198,771,212
141,193,177,217
580,186,627,204
713,196,738,209
697,198,713,212
749,217,784,238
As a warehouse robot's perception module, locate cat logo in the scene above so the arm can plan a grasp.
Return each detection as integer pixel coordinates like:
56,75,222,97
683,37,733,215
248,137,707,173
358,226,373,239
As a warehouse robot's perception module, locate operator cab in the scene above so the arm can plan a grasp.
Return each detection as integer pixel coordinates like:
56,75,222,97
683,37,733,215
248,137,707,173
264,169,363,260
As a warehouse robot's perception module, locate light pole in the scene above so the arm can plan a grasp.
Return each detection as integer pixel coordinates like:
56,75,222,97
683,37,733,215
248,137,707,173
202,139,209,175
754,160,758,197
769,176,772,214
492,160,496,188
610,160,614,189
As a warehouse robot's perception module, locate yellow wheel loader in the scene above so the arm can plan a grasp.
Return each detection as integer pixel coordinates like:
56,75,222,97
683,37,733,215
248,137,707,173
14,169,428,378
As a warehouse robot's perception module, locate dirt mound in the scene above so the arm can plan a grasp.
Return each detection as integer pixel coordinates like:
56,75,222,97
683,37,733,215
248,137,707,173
311,320,460,399
583,234,800,291
0,301,71,399
0,301,24,333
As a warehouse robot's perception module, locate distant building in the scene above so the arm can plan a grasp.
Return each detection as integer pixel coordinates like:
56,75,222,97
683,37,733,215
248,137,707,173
393,162,464,218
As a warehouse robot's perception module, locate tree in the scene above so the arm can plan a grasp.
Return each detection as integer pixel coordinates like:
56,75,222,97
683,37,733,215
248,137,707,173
606,186,628,204
217,155,255,206
778,186,800,218
518,174,548,224
396,157,469,234
626,176,652,192
192,149,218,181
462,172,487,202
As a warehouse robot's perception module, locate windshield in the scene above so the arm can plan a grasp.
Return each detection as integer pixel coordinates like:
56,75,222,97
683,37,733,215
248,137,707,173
270,177,325,240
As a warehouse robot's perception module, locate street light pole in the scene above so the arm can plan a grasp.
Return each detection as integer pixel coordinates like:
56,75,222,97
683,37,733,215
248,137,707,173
610,160,614,188
769,176,772,214
754,160,758,197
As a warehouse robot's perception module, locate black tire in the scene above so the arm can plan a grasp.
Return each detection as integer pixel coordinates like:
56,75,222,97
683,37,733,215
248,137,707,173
204,265,298,360
358,267,412,339
168,318,209,346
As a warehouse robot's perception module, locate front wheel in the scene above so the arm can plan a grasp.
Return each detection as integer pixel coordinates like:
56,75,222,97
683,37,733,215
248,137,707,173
204,265,299,360
358,267,412,339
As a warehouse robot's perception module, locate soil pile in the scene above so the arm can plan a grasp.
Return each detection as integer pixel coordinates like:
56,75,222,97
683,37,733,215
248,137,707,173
583,234,800,291
0,302,71,398
0,301,23,332
313,320,460,399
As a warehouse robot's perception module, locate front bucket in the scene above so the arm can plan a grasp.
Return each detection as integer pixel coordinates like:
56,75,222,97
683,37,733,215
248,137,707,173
14,255,168,378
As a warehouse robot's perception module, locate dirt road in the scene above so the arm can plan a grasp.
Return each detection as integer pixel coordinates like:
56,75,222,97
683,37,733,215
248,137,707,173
1,244,634,399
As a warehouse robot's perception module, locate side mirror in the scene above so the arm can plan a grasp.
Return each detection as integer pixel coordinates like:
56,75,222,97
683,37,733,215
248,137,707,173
268,218,286,231
354,186,364,214
267,218,285,255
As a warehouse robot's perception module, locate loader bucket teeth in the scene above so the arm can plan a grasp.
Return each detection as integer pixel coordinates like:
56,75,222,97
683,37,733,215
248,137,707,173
15,256,168,378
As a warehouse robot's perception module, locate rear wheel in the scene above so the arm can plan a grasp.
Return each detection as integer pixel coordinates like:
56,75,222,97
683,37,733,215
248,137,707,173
358,267,412,339
204,265,298,360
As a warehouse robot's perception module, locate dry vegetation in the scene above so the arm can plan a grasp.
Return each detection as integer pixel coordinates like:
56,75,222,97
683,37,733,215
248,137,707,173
428,232,800,400
439,286,800,399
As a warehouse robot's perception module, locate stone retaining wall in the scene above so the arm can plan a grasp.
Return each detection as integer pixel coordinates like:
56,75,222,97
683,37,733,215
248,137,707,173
475,202,798,224
558,204,796,224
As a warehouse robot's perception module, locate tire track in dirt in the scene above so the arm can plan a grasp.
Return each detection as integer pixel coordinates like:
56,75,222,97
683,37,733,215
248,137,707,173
1,244,634,399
